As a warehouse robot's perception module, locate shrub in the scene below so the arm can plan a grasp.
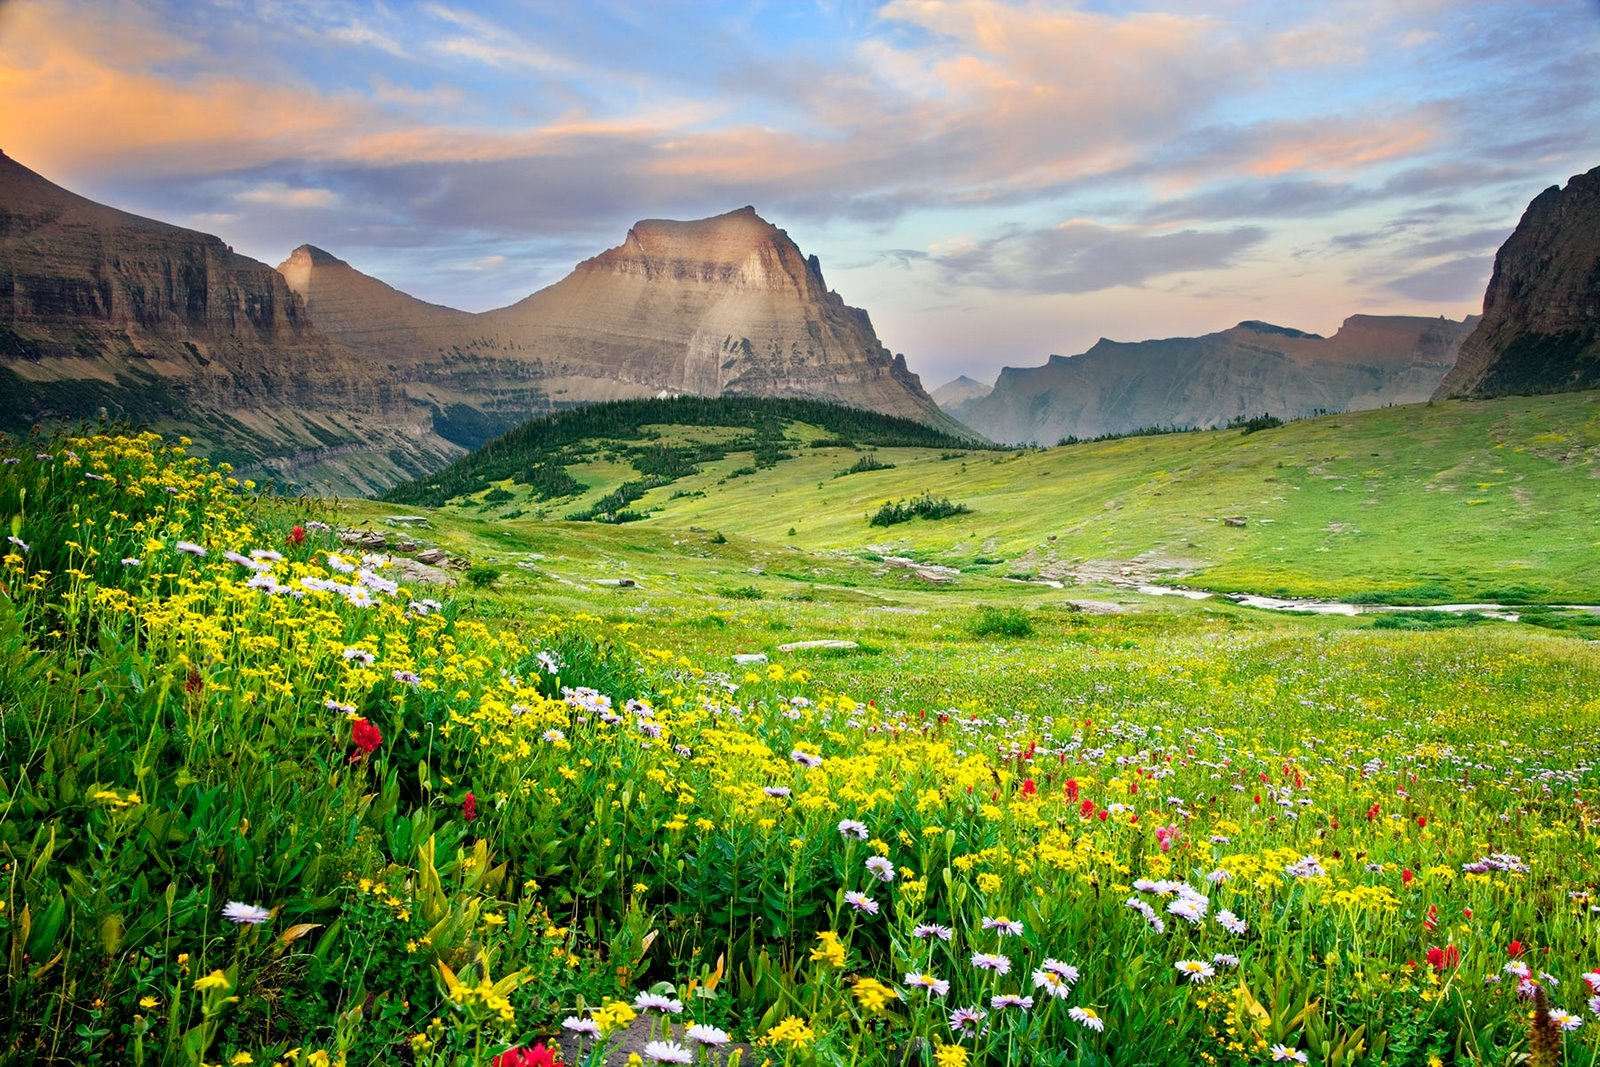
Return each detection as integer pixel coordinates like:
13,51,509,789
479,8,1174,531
836,452,896,477
869,493,971,527
970,606,1036,637
465,564,502,588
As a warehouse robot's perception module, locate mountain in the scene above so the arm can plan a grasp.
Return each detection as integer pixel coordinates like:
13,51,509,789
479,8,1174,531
960,315,1476,445
0,150,460,493
930,375,993,421
1435,165,1600,399
279,206,967,444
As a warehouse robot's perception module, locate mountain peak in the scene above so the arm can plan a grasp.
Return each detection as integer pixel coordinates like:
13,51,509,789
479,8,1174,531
1234,320,1321,339
1435,163,1600,398
284,244,347,267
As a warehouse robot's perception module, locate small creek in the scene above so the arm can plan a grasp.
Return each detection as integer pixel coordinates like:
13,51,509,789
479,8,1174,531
1131,583,1600,623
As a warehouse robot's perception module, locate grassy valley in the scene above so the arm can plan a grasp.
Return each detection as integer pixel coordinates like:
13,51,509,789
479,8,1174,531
384,391,1600,605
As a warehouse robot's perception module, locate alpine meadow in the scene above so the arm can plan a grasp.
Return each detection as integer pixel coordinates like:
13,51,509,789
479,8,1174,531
3,3,1600,1067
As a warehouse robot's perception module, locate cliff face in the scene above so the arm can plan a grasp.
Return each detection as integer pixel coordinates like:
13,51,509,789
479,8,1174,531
1435,165,1600,398
962,315,1475,445
0,151,459,494
282,207,967,442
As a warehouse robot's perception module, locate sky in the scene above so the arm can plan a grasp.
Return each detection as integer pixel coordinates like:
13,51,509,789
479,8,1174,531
2,0,1599,387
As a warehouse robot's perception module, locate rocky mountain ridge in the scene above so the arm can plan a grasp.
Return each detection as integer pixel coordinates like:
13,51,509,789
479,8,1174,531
1435,165,1600,398
279,206,965,446
957,315,1476,445
0,149,458,493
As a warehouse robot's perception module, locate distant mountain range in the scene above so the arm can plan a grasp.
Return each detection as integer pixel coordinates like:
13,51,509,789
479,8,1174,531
942,164,1600,445
0,152,957,492
942,314,1476,445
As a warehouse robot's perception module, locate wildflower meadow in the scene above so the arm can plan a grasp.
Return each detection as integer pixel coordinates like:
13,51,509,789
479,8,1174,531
2,431,1598,1067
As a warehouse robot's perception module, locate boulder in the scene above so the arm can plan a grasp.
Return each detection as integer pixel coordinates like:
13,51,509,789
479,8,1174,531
388,557,456,587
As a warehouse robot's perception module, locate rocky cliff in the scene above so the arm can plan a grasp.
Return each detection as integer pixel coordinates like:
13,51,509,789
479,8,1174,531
0,150,459,493
961,315,1475,445
280,207,967,443
1435,165,1600,398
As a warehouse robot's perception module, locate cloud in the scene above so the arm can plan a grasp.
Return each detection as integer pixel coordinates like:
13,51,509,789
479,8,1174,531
235,183,340,208
1144,179,1366,224
1379,256,1493,302
931,220,1269,294
0,0,379,178
423,4,579,74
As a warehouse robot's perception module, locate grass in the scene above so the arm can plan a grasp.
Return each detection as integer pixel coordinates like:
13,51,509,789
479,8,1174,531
393,391,1600,604
3,421,1600,1067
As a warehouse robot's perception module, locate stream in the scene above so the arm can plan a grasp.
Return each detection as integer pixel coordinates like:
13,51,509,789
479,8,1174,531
1130,583,1600,623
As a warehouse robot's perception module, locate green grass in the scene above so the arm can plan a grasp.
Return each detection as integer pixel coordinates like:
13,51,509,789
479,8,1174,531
395,391,1600,604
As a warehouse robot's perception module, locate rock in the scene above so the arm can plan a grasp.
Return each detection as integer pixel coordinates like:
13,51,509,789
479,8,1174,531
960,315,1475,445
1435,165,1600,398
1063,599,1126,614
915,570,955,584
393,539,421,552
339,530,387,549
388,557,456,587
415,548,447,564
777,639,860,652
594,578,637,587
733,653,768,665
384,515,432,527
1223,516,1248,527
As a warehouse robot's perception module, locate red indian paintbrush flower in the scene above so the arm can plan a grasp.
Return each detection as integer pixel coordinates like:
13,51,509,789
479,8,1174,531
1425,945,1460,971
350,717,382,762
288,524,306,546
463,792,477,821
494,1044,562,1067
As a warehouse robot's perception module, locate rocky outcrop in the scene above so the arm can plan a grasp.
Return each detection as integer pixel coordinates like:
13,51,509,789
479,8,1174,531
962,315,1475,445
1434,165,1600,399
0,150,460,494
930,375,993,422
280,207,967,443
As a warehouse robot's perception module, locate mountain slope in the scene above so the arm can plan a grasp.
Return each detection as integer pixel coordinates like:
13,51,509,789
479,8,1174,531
1435,165,1600,398
963,315,1474,445
280,207,968,441
0,150,459,492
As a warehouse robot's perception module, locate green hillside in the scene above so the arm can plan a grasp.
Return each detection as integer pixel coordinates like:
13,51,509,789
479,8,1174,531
382,391,1600,603
383,395,991,512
